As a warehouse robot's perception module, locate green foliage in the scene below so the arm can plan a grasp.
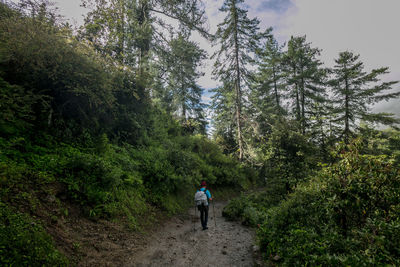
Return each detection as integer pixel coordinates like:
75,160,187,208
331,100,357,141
257,139,400,265
212,0,266,160
252,28,285,116
62,153,120,206
0,2,151,144
159,33,207,125
259,119,319,196
0,4,114,135
0,202,68,266
0,1,252,264
132,134,251,211
359,126,400,167
0,78,39,136
330,51,400,143
0,127,252,261
283,35,327,134
222,192,275,227
1,123,250,221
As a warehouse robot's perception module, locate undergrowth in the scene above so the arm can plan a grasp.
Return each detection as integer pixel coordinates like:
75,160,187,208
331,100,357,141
223,140,400,265
0,133,253,264
0,202,68,266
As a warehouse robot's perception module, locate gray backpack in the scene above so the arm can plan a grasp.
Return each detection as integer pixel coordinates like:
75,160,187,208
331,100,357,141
194,190,208,206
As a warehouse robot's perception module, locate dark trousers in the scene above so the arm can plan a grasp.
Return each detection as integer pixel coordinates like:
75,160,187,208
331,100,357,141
198,204,209,228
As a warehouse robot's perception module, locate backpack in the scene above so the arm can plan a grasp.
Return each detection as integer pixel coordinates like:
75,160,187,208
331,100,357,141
194,190,208,206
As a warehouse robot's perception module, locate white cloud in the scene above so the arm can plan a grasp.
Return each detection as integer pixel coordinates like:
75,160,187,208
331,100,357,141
9,0,88,26
280,0,400,69
255,0,400,117
54,0,88,26
17,0,400,116
191,0,400,117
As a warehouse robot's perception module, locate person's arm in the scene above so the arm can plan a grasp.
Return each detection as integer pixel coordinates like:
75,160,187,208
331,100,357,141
206,190,212,201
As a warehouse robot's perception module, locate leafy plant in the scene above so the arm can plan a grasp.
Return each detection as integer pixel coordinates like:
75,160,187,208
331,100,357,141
0,202,68,266
258,139,400,265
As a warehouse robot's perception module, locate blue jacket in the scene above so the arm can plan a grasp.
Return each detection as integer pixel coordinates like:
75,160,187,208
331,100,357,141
199,187,211,199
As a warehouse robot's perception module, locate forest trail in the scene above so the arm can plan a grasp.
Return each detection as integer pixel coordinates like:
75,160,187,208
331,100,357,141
124,202,256,267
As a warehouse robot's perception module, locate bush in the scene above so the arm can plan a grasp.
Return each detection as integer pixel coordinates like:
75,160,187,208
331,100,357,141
0,202,68,266
130,135,252,212
257,140,400,265
62,153,120,205
222,191,279,227
256,120,320,197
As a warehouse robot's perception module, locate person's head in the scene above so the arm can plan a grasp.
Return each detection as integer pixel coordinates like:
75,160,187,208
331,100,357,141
200,180,207,188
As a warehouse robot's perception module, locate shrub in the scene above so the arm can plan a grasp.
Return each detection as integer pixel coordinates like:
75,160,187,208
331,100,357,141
62,153,120,206
258,140,400,265
222,191,278,227
0,202,68,266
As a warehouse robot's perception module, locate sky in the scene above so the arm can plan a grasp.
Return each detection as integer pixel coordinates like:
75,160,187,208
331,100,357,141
248,0,400,116
11,0,400,117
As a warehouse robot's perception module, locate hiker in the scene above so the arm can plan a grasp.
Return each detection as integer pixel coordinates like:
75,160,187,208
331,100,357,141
194,181,212,230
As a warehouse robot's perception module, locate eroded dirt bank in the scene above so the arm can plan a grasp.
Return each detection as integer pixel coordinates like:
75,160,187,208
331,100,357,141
124,202,255,267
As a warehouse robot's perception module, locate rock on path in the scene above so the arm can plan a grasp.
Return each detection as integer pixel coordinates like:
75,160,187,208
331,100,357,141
124,202,255,267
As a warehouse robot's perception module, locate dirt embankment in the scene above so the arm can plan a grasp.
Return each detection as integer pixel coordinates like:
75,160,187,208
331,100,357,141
125,202,256,267
46,200,258,266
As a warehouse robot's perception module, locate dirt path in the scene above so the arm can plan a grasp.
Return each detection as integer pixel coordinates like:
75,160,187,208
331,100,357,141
124,202,255,267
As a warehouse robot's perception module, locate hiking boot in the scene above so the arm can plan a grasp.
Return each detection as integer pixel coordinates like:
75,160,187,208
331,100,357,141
202,226,208,230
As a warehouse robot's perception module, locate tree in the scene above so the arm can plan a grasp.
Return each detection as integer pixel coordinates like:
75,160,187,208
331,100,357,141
80,0,210,123
0,1,116,137
210,81,237,154
80,0,208,70
253,28,285,115
248,29,285,146
212,0,264,160
329,51,400,143
163,34,207,130
282,36,327,134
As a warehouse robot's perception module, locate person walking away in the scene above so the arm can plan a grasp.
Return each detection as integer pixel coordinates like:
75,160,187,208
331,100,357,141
194,181,212,230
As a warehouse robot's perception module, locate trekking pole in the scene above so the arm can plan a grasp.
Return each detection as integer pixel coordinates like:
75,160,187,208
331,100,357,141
212,199,217,228
193,205,196,232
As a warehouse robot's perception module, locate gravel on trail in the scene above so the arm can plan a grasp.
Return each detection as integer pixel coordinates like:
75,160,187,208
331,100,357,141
124,202,256,267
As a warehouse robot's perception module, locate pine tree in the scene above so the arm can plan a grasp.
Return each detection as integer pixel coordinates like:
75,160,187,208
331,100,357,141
212,0,264,160
80,0,208,85
210,81,237,154
164,34,207,126
253,28,285,115
330,51,400,143
248,29,285,140
79,0,210,138
282,36,327,134
81,1,208,59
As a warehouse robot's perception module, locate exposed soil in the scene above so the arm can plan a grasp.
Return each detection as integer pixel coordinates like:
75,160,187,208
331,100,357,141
42,200,151,266
15,182,259,266
19,182,151,267
124,202,256,267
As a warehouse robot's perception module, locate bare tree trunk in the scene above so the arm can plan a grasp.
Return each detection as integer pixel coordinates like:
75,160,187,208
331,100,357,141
233,2,244,161
137,0,150,84
301,75,305,135
116,0,125,64
47,108,53,126
293,65,301,124
182,87,186,120
235,81,244,160
272,65,280,110
344,75,350,144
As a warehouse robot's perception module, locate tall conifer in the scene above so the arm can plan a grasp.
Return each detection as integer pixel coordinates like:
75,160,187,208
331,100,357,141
164,34,207,126
330,51,400,143
282,36,326,134
212,0,263,160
